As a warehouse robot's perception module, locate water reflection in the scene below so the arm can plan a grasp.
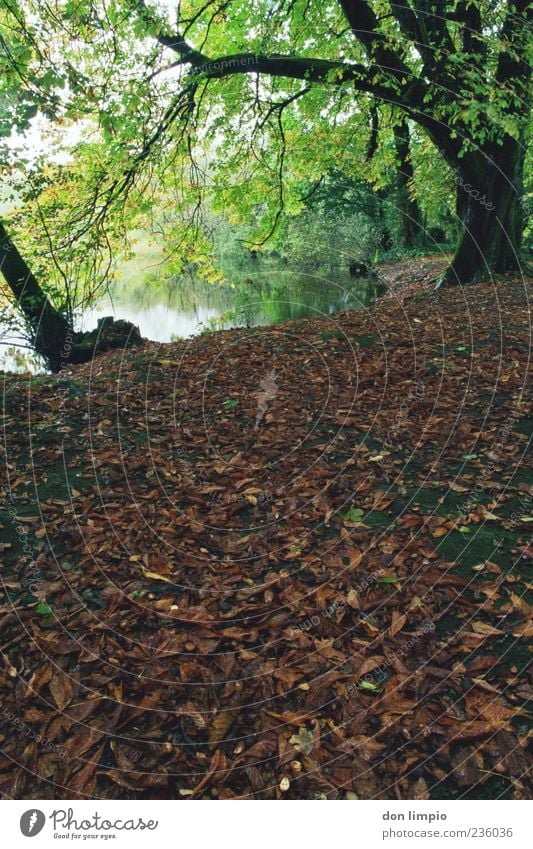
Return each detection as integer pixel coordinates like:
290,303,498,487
1,264,384,373
86,268,384,338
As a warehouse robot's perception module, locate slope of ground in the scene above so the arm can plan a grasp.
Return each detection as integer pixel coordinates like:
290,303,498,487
0,269,531,799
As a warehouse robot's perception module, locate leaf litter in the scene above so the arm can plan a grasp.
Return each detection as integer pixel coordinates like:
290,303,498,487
0,271,531,799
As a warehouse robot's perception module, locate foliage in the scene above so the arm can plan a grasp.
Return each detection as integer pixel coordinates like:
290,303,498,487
273,207,382,269
0,1,527,283
0,0,530,353
0,270,531,798
5,158,130,325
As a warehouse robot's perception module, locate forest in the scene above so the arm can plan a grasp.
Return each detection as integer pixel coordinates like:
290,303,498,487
0,0,531,806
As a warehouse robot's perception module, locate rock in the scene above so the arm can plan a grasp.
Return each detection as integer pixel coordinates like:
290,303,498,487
93,317,142,351
66,318,143,366
349,260,369,277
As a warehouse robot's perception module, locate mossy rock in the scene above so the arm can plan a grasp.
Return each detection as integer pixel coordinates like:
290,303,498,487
68,317,143,364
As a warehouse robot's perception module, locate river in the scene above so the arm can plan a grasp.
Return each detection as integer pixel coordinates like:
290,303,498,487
0,260,384,373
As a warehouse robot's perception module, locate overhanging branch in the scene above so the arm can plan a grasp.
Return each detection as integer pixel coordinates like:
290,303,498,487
132,0,422,109
131,2,462,164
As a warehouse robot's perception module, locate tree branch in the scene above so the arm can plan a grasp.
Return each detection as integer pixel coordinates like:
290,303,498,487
132,0,424,106
337,0,416,80
495,0,532,101
389,0,435,70
131,1,461,162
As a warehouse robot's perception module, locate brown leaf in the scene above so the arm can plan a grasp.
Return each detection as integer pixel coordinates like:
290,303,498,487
512,621,533,638
68,744,105,797
451,746,482,787
476,700,518,723
208,709,238,747
190,749,226,799
359,656,386,677
289,727,314,756
26,664,53,698
347,588,360,609
412,777,429,799
49,671,74,712
471,621,504,636
390,611,407,637
141,568,175,584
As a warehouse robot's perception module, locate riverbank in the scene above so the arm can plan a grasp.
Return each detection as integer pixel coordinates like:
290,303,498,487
1,267,531,799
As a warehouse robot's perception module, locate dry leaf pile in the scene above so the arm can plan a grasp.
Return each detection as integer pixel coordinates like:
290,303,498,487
0,272,531,799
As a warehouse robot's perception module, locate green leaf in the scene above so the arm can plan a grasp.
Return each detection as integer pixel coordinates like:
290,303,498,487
358,680,380,692
343,507,365,521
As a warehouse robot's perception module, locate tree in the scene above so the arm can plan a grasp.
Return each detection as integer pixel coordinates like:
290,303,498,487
392,118,424,250
112,0,529,285
362,105,425,251
4,0,531,312
0,218,72,371
0,210,142,371
0,2,142,370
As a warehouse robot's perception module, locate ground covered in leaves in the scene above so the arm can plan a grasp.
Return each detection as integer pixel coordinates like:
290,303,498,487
1,267,532,800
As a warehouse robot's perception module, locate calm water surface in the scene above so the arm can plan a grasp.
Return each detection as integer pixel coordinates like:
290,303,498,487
1,263,384,373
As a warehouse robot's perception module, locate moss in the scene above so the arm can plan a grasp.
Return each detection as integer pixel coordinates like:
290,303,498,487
352,332,378,348
433,774,514,801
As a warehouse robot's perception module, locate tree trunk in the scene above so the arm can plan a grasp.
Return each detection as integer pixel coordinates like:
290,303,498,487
0,218,72,371
437,136,525,286
393,119,422,249
0,219,142,371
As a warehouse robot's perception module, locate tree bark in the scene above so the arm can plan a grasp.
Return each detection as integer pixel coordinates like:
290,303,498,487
393,119,422,249
437,136,525,286
0,219,142,371
0,218,72,371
